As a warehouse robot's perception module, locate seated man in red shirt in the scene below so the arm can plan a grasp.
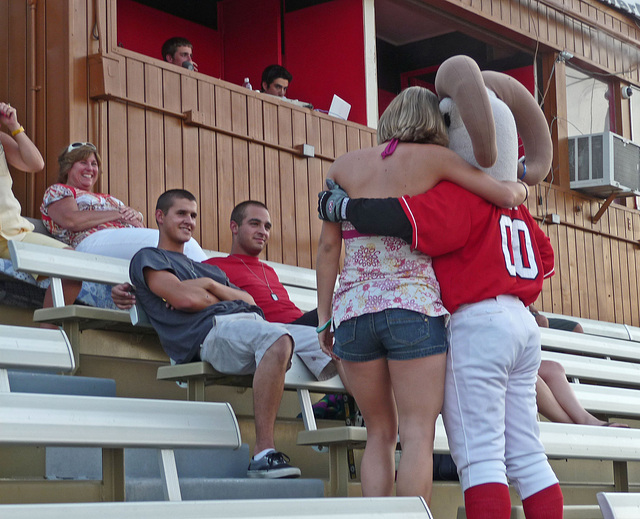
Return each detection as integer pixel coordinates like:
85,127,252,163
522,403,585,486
204,201,351,416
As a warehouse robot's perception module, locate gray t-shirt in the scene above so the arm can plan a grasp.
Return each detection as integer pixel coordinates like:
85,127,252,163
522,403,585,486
129,248,263,363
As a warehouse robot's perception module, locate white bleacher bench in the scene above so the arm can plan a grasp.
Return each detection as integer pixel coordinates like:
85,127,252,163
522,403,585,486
597,491,640,519
0,323,241,503
542,311,640,343
161,288,640,497
11,241,640,498
457,504,603,518
1,496,433,519
8,240,148,333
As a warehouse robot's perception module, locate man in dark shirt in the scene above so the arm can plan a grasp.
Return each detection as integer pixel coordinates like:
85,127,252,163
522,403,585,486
129,189,300,479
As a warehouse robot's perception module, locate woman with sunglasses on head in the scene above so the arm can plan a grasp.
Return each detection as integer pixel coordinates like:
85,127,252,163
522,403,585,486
40,142,207,261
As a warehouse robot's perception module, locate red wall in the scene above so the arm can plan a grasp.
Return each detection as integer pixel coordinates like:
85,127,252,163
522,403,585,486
117,0,222,78
116,0,369,125
504,66,535,96
220,0,281,90
285,0,367,125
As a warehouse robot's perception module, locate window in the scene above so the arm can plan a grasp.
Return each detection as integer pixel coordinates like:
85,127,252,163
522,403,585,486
566,67,613,137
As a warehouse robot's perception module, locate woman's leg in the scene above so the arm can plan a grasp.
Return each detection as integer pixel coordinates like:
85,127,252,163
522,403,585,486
389,352,446,503
535,374,573,423
341,357,398,496
537,360,605,425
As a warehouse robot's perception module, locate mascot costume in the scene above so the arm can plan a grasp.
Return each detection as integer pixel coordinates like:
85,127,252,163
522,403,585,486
318,55,562,519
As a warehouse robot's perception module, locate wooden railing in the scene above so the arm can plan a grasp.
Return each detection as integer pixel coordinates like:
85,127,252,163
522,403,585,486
87,50,376,268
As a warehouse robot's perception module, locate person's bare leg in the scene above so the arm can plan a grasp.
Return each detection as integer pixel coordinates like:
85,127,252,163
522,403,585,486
334,359,353,395
342,357,397,496
389,352,446,504
535,375,573,423
252,334,293,452
41,279,83,329
538,360,607,425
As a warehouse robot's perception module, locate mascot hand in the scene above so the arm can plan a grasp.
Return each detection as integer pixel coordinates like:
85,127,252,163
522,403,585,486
318,179,350,222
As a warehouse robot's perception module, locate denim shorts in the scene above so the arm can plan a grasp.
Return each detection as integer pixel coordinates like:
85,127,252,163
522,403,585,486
333,309,448,362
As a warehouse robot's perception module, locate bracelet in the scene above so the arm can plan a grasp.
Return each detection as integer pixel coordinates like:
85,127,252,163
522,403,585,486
517,179,528,205
316,318,332,334
11,126,24,137
520,162,527,180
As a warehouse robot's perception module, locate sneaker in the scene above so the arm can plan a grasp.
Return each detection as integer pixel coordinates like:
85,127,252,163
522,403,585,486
247,451,301,479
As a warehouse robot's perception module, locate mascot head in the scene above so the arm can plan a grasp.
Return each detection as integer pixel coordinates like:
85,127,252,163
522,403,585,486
434,55,552,185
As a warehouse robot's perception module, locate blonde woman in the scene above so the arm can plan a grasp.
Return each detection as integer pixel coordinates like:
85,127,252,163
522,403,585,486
316,87,526,503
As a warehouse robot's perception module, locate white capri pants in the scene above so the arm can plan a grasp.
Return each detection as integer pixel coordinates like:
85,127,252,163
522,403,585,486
76,228,208,262
442,295,558,499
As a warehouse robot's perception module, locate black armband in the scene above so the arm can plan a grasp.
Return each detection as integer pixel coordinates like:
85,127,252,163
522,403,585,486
346,198,412,245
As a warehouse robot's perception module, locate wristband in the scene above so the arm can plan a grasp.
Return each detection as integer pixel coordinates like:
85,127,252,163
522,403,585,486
517,179,528,204
520,162,527,180
316,318,332,334
11,126,24,137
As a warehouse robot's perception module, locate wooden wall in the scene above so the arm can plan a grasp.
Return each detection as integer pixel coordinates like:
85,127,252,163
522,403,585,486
88,50,376,268
529,184,640,326
428,0,640,84
1,0,639,325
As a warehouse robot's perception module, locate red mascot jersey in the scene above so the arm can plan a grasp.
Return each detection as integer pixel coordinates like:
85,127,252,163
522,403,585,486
399,181,554,313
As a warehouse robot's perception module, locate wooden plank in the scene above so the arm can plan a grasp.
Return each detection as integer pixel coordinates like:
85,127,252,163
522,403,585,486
215,85,234,254
556,195,572,315
628,212,640,327
573,198,590,320
346,126,360,152
545,190,562,314
144,64,165,217
247,97,265,202
197,82,218,251
107,100,129,203
333,122,347,160
263,101,282,263
615,210,630,326
181,76,201,244
231,92,249,205
125,58,147,221
292,110,311,268
594,198,615,323
320,118,335,158
308,157,324,269
583,200,599,320
279,151,296,266
161,70,183,191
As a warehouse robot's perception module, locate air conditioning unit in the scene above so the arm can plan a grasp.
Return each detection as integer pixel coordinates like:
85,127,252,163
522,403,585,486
568,131,640,197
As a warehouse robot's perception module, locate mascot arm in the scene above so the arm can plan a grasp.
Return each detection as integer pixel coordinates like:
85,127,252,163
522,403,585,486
346,198,413,244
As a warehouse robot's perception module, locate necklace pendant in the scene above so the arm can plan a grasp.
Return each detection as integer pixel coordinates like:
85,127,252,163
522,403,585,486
271,293,279,301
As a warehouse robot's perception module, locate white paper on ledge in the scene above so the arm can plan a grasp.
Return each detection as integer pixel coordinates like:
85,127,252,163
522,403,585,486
328,95,351,120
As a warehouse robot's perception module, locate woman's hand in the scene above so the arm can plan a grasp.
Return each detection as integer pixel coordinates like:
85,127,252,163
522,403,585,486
318,328,338,360
0,102,20,133
119,206,144,227
0,102,45,172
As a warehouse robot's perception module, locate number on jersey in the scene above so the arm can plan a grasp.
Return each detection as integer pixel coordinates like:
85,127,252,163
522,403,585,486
499,215,538,280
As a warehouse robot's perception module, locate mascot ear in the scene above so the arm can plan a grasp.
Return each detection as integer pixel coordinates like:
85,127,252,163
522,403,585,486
435,55,497,168
482,71,552,185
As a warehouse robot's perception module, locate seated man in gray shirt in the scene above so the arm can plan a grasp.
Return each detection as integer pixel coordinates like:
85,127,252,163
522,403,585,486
129,189,306,478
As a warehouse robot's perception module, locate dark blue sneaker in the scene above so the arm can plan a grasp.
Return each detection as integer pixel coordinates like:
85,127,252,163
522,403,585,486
247,451,301,479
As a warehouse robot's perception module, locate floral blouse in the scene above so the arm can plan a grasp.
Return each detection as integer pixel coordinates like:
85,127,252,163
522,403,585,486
332,222,448,328
40,184,134,248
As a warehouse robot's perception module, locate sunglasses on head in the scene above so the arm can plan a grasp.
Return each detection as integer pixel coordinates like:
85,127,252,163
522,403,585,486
66,142,97,154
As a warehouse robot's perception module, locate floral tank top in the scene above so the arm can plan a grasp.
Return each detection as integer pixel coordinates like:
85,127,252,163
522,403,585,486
332,222,448,328
40,183,134,248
